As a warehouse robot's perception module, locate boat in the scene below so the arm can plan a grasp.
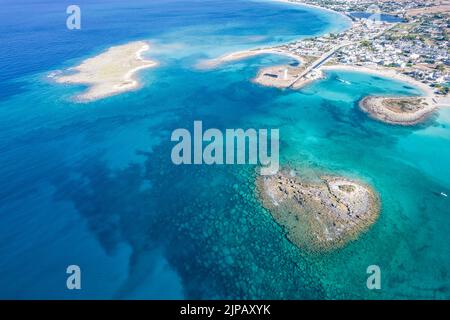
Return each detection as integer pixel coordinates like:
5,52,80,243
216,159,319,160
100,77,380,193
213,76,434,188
440,192,448,198
338,78,351,85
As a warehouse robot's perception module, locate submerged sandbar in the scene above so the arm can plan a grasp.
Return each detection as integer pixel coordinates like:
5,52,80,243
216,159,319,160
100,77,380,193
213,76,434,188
56,41,158,102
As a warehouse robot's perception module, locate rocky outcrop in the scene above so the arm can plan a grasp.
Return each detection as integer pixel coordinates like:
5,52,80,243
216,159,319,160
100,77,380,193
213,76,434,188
359,96,436,126
257,170,380,251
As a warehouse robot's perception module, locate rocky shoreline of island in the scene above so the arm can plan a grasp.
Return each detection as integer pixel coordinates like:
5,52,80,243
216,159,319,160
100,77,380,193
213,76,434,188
257,170,380,251
359,96,436,126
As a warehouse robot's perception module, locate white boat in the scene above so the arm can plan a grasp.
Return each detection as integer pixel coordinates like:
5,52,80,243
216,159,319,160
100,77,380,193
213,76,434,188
338,78,351,85
440,192,448,198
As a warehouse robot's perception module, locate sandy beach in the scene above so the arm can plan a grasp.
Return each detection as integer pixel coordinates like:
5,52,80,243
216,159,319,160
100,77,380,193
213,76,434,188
201,0,447,125
198,47,305,69
198,0,352,89
198,0,352,70
199,46,324,89
204,48,445,118
271,0,353,25
322,64,437,98
203,48,446,125
56,41,158,102
322,64,449,125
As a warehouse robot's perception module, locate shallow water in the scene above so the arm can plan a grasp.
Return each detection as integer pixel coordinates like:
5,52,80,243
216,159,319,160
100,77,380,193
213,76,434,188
0,0,449,299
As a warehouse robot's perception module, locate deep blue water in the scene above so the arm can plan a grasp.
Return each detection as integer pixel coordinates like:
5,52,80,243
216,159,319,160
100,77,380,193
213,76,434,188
1,0,449,300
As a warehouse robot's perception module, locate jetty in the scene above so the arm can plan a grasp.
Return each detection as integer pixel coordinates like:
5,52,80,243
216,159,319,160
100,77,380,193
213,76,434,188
288,42,350,88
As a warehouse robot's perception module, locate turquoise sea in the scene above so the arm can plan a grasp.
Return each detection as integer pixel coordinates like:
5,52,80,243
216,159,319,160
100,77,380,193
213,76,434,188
0,0,449,299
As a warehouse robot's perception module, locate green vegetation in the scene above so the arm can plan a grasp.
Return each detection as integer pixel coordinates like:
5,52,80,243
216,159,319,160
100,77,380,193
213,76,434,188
436,64,445,72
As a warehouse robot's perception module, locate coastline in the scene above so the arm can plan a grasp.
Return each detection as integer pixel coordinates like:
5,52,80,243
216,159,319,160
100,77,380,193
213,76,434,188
199,0,352,70
56,41,158,102
321,64,436,98
358,96,437,126
203,0,448,124
197,48,305,69
121,43,158,91
264,0,436,99
266,0,353,26
269,1,448,112
322,64,446,125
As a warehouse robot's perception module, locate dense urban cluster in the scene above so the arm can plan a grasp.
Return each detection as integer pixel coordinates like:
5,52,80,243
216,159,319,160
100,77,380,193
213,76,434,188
280,0,449,94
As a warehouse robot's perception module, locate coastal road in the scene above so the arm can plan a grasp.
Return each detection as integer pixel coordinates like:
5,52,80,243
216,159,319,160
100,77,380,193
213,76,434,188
288,42,350,88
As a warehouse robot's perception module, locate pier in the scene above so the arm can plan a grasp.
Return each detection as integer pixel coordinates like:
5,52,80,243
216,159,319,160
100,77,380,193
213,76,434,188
288,42,350,88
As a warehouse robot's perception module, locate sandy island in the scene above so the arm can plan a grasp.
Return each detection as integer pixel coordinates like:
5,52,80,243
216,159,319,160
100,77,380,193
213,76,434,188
55,41,158,102
257,170,380,251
